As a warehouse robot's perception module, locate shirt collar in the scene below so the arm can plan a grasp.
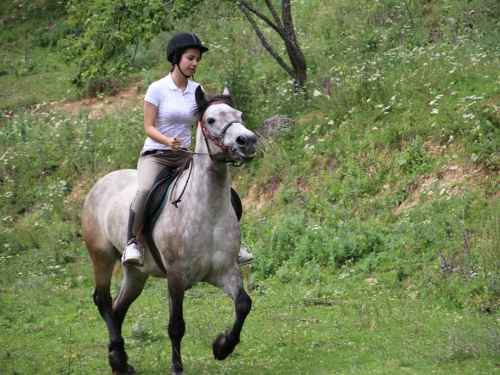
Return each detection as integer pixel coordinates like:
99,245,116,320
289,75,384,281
166,73,197,93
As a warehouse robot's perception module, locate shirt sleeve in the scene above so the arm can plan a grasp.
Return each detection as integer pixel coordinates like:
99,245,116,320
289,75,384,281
144,81,161,107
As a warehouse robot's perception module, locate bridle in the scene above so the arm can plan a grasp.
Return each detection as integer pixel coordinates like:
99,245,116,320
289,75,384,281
169,101,247,206
198,101,246,168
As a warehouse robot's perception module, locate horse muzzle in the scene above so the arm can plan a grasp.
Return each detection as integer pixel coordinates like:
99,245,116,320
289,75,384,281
229,133,258,164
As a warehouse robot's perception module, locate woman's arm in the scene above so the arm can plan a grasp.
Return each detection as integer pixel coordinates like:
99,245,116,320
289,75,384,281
144,101,181,151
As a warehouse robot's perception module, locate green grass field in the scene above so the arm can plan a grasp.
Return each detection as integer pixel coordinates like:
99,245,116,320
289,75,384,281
2,249,500,374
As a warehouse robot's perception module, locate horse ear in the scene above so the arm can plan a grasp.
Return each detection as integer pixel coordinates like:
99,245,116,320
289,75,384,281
195,86,206,106
223,84,230,96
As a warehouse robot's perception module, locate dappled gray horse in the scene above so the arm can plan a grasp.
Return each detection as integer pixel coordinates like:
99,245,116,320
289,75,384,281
82,86,258,375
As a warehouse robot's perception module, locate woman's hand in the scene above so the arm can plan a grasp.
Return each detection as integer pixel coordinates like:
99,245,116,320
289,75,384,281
168,136,182,151
144,101,182,151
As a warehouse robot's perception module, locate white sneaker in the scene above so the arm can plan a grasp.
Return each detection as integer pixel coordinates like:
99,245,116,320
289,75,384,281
238,246,254,266
122,242,142,265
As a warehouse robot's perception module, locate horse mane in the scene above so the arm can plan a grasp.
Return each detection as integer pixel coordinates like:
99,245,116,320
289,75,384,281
192,95,235,119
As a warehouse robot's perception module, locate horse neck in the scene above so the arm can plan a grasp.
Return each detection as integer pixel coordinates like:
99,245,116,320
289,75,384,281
190,125,231,199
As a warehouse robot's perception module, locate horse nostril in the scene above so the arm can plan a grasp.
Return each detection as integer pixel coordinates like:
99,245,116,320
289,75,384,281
236,136,247,145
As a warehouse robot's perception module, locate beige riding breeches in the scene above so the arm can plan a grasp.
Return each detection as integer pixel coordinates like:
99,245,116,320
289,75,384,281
130,149,189,236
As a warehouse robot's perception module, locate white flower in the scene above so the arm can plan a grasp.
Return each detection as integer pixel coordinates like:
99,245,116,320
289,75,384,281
313,90,322,97
431,109,439,114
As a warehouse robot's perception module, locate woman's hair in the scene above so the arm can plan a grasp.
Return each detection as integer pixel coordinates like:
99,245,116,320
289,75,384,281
170,47,187,72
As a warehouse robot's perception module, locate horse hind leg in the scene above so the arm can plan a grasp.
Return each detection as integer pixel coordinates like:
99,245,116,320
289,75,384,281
212,267,252,361
90,248,148,375
109,265,149,374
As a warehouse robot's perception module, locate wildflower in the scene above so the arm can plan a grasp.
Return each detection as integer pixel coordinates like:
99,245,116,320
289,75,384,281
313,90,322,97
431,109,439,114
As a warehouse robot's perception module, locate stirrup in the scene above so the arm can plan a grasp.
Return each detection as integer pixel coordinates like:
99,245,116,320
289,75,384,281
122,241,144,267
238,242,254,267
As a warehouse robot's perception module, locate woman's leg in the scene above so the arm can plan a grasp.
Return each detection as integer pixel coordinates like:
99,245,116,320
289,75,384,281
123,153,171,264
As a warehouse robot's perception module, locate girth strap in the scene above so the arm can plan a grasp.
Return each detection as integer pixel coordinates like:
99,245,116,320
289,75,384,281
144,231,167,274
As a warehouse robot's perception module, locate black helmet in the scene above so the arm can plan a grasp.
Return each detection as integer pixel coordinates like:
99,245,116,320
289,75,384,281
166,32,209,63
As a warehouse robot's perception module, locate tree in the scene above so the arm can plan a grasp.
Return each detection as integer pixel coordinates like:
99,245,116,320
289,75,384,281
231,0,307,91
175,0,307,91
61,0,170,89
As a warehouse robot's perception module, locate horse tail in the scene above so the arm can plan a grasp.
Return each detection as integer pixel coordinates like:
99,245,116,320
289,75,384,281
112,261,123,278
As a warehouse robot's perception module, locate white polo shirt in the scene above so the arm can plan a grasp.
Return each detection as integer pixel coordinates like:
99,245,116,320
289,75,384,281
143,73,201,151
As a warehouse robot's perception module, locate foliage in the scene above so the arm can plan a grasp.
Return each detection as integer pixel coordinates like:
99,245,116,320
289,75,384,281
60,0,169,89
2,0,500,371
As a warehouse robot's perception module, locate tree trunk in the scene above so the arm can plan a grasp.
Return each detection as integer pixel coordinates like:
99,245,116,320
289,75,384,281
236,0,307,92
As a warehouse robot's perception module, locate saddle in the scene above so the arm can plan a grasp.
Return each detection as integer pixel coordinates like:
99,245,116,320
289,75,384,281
140,166,243,273
143,165,182,232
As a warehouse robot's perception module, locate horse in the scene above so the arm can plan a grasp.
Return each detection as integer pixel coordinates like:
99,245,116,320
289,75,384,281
81,85,258,375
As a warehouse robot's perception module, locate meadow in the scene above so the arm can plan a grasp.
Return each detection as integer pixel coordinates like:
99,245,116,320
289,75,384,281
1,0,500,373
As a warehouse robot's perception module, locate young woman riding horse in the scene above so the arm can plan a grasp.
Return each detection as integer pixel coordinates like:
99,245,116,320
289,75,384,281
122,32,253,266
82,32,258,375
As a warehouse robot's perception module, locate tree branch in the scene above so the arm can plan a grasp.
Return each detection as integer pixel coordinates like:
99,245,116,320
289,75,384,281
264,0,283,29
237,0,285,40
238,3,296,80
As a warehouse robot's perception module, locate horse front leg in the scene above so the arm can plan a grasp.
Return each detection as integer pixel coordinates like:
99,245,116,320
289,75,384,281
212,268,252,360
167,272,186,375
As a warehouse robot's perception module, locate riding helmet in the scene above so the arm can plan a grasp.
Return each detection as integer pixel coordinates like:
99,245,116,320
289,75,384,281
166,32,209,63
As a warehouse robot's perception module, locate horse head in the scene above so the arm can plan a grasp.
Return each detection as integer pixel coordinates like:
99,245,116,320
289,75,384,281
193,86,258,166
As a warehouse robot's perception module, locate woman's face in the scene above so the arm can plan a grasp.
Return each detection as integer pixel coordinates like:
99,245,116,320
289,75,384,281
178,47,202,76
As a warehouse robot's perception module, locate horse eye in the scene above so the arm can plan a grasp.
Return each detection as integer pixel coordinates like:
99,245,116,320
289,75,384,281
207,118,215,125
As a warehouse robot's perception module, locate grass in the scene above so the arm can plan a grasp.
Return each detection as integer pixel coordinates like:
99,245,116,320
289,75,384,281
2,0,500,373
2,248,500,374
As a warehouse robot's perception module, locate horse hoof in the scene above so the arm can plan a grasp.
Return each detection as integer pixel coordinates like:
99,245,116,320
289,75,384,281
113,363,136,375
170,364,185,375
212,332,238,360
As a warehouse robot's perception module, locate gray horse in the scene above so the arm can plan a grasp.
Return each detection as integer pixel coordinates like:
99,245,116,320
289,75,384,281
82,86,258,375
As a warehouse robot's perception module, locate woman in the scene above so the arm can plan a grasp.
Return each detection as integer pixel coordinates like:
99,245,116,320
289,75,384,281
122,32,254,266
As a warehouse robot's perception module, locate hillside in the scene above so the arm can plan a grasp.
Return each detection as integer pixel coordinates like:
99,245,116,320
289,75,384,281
1,0,500,373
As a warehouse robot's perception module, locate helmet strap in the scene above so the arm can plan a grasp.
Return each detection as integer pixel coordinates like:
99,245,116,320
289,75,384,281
176,63,192,79
173,49,192,79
